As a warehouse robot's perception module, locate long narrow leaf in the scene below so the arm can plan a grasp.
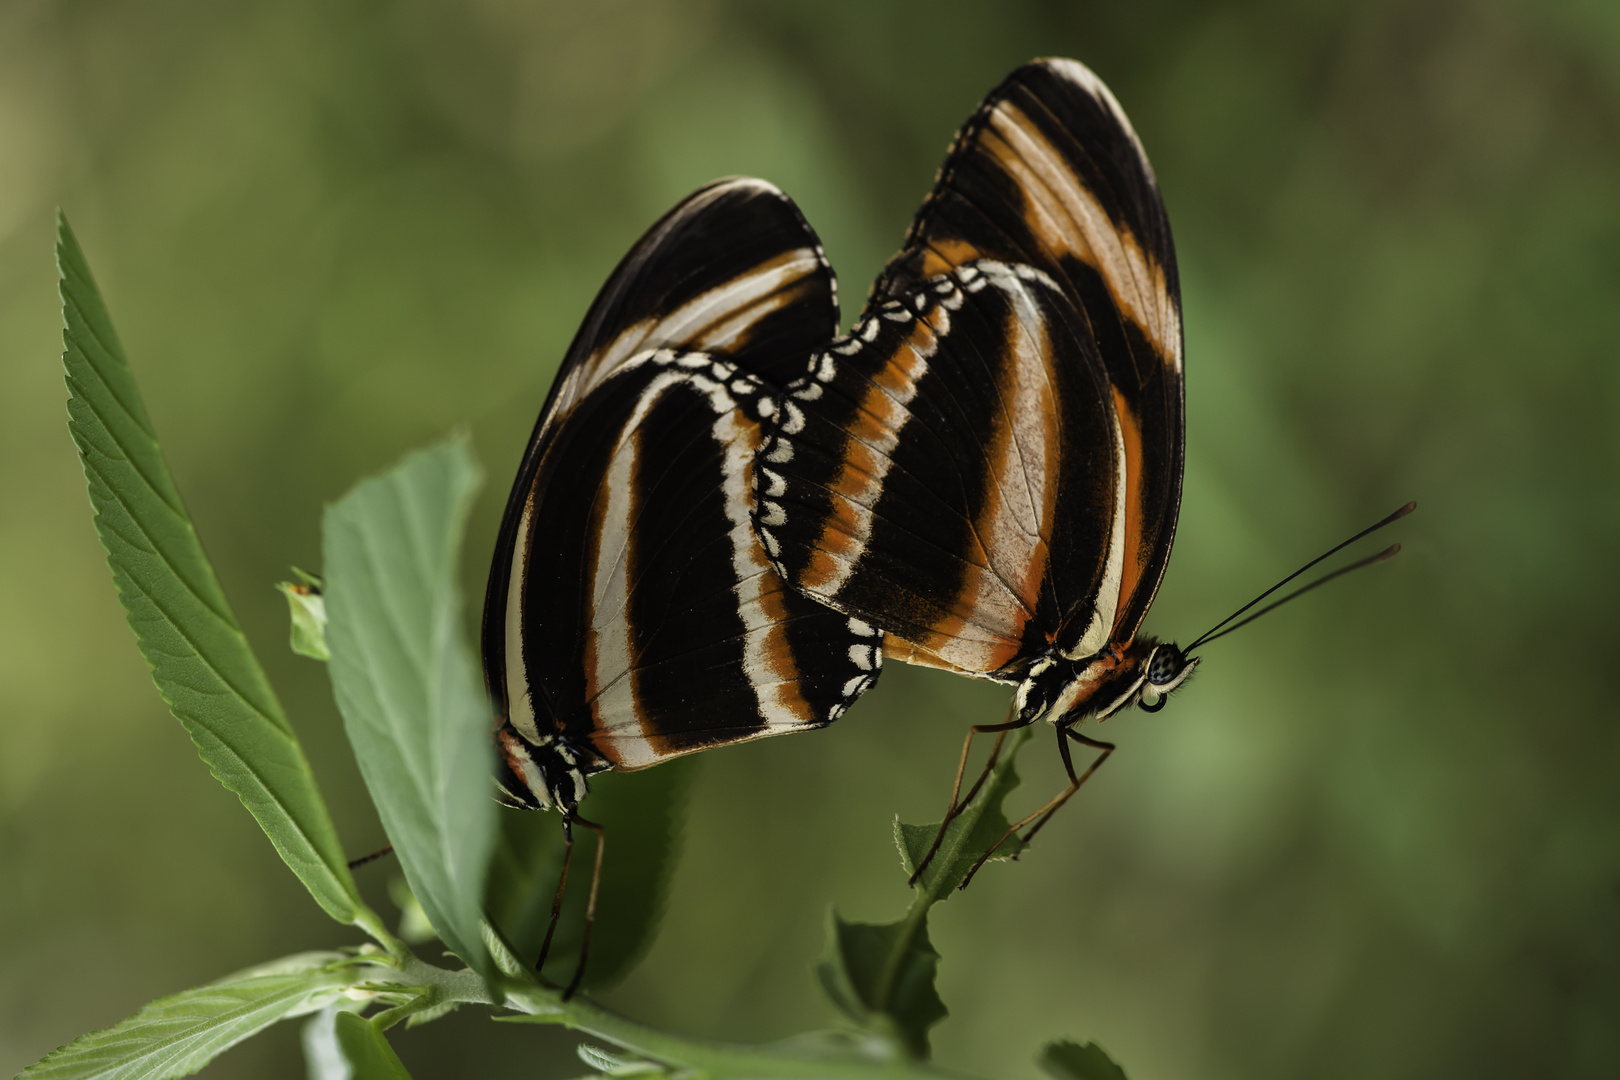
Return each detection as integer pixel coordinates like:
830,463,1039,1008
322,436,495,978
56,215,365,928
21,953,361,1080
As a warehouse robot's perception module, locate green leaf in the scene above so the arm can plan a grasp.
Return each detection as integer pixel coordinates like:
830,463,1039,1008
816,911,946,1059
387,877,439,946
894,725,1032,896
278,570,330,661
322,436,495,978
21,952,360,1080
332,1013,415,1080
1037,1040,1129,1080
485,760,693,991
813,726,1034,1058
55,215,366,930
301,1002,367,1080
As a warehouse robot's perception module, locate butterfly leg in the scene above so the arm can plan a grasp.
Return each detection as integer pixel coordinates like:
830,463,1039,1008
1019,727,1114,848
958,725,1114,891
346,844,393,870
909,702,1029,887
562,813,605,1001
535,816,575,977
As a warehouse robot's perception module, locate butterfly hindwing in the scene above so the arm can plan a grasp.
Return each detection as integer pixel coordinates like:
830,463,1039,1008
756,59,1184,680
509,352,877,771
484,179,875,809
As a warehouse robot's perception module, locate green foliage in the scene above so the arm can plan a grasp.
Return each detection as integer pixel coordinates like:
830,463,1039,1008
815,727,1034,1058
1037,1040,1128,1080
55,215,369,933
575,1044,667,1077
37,228,1124,1080
816,914,946,1059
893,728,1032,897
20,953,370,1080
322,436,496,979
300,1003,368,1080
332,1013,416,1080
388,877,440,946
486,763,694,991
277,569,330,661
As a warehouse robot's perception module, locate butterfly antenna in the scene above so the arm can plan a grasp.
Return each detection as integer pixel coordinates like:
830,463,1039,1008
1184,501,1415,653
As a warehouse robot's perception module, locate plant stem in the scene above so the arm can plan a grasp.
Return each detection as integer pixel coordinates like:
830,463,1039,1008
872,726,1032,1012
376,952,968,1078
353,905,410,959
502,986,972,1079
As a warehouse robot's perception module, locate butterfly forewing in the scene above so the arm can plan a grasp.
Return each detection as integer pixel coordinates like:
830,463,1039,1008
757,59,1185,682
758,262,1119,678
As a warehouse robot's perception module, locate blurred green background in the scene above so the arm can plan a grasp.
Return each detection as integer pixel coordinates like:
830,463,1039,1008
2,0,1617,1077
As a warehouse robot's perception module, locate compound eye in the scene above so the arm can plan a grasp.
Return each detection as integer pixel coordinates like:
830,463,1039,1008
1146,645,1184,688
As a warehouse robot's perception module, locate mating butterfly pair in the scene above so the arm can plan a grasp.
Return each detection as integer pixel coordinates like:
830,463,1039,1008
483,57,1188,817
478,57,1407,994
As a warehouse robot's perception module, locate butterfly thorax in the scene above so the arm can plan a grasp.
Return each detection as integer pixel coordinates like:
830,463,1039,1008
492,718,599,813
1013,638,1196,727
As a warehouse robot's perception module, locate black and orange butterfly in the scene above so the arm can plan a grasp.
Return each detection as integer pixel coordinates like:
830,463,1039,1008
481,57,1407,989
745,58,1192,878
753,59,1406,880
480,175,881,992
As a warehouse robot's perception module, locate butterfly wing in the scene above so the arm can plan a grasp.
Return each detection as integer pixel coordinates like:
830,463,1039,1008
505,352,879,774
484,179,875,808
755,59,1184,680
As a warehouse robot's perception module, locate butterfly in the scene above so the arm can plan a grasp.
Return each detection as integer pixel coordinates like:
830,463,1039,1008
753,59,1410,884
750,58,1193,875
479,176,884,991
480,176,884,819
481,56,1407,986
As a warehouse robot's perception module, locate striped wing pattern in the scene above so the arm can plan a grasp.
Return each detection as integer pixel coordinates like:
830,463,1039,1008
755,59,1185,680
484,58,1185,807
483,179,877,810
505,353,878,776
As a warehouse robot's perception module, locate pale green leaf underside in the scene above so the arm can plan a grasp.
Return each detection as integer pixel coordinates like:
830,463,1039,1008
332,1013,415,1080
322,436,495,979
301,1002,367,1080
21,953,358,1080
56,215,362,926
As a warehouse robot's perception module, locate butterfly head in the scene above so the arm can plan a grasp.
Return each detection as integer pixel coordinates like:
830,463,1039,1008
1015,639,1200,727
1135,640,1198,713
